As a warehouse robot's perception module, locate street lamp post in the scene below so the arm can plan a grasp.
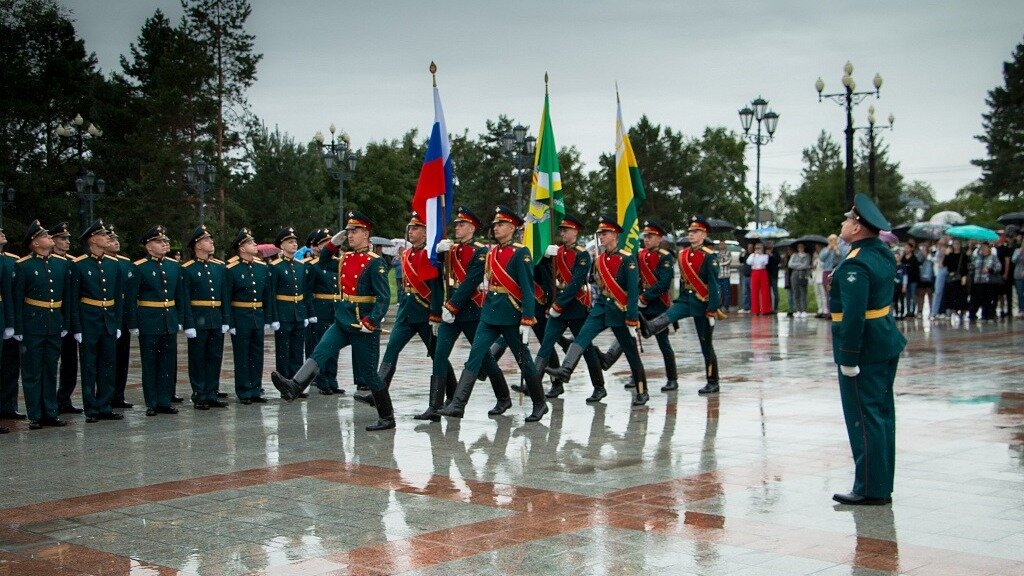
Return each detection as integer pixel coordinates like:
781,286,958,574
816,61,883,207
738,97,780,229
315,125,358,232
0,182,13,229
184,159,216,224
853,105,895,201
74,171,106,227
501,124,536,215
55,113,103,231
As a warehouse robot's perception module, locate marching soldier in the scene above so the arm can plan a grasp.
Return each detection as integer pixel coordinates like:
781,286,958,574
182,225,230,410
436,205,547,422
640,216,723,395
419,206,510,421
104,224,134,409
13,221,72,429
225,229,273,404
831,193,905,506
268,227,313,397
50,222,82,415
272,211,396,431
355,211,455,407
599,220,679,392
126,225,186,416
547,216,649,406
0,227,23,424
69,220,124,423
534,214,606,401
304,228,344,395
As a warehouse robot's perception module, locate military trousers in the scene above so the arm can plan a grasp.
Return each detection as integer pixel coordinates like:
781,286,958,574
188,329,225,404
20,334,61,422
113,330,130,404
232,327,264,400
573,316,644,380
432,320,503,382
306,318,339,392
138,334,177,409
274,320,305,379
57,331,78,409
79,332,117,416
536,316,602,376
838,357,898,499
643,307,676,375
0,338,21,413
664,302,718,384
464,322,537,380
312,323,383,392
382,319,454,383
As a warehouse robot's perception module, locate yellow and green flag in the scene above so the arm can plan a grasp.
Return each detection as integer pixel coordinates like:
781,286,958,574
615,93,646,252
524,90,565,259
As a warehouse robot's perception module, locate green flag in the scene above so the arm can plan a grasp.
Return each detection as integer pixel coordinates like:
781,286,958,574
524,91,565,259
616,93,647,252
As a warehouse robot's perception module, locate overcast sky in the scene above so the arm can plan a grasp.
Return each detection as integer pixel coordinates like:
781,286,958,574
65,1,1023,204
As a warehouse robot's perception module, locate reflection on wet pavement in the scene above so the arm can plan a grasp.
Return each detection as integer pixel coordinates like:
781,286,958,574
0,315,1021,575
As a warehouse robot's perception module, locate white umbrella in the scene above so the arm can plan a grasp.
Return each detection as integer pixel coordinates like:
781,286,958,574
928,211,966,225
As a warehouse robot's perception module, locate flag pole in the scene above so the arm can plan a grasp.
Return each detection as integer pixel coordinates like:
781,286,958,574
431,60,450,308
545,72,555,242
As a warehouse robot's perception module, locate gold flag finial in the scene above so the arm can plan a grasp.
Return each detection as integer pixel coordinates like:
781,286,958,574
615,82,620,104
430,61,437,87
544,72,549,95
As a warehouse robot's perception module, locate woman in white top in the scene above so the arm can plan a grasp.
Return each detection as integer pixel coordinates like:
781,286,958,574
746,243,771,314
812,245,827,318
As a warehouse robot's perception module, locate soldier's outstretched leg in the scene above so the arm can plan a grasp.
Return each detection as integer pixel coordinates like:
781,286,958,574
599,341,621,371
355,361,395,406
366,388,396,431
613,326,649,406
272,357,319,401
546,343,585,383
483,355,511,415
437,370,477,418
640,313,672,338
584,345,607,403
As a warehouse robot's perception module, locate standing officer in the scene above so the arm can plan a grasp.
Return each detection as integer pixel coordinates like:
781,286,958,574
69,220,124,423
50,222,82,415
599,221,678,391
182,225,230,410
0,226,23,422
304,228,344,395
420,206,509,421
546,216,648,406
357,211,456,407
226,229,273,404
272,211,396,431
104,224,134,409
831,193,905,506
641,216,724,395
268,227,313,397
534,214,605,401
126,225,185,416
436,206,547,422
13,220,72,429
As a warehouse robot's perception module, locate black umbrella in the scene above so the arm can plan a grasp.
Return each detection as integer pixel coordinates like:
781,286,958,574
707,218,735,233
890,224,912,241
997,212,1024,226
794,234,828,247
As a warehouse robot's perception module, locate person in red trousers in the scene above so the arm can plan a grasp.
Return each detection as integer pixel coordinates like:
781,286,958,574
747,242,772,315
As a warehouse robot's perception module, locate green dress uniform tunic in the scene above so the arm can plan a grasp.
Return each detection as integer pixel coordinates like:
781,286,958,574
225,257,272,400
112,254,133,406
70,253,124,417
182,257,229,405
14,252,72,423
268,254,312,380
830,236,906,500
127,255,185,410
661,243,722,389
0,251,18,416
305,252,342,393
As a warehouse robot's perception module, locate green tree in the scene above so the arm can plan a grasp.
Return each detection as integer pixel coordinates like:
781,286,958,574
779,131,845,236
973,37,1024,203
854,132,906,223
344,130,423,239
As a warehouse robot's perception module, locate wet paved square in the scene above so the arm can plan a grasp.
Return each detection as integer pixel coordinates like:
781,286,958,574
0,314,1021,575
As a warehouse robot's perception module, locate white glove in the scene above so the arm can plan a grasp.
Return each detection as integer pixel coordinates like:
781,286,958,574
230,327,237,335
442,308,455,324
331,231,346,245
221,325,230,334
308,317,317,324
840,365,860,377
708,316,716,328
436,239,453,253
548,307,561,318
116,329,121,339
519,325,531,344
431,322,438,336
271,321,280,332
74,333,83,343
632,326,640,340
263,324,273,334
638,300,647,308
2,328,13,339
129,329,139,336
184,328,197,338
178,324,182,331
359,323,374,334
303,319,309,327
60,330,68,338
13,334,22,342
545,244,560,258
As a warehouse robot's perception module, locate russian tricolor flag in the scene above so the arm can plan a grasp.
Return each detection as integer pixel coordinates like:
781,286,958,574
412,86,453,268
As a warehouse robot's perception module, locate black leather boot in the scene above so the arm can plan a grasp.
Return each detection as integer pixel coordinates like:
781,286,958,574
697,353,720,395
414,375,445,422
631,368,650,406
437,370,477,418
356,362,395,406
544,356,565,399
640,314,672,338
661,352,679,391
586,386,607,403
558,334,574,352
524,371,548,422
487,368,512,415
599,341,622,371
479,340,506,381
545,343,584,383
366,389,396,431
271,358,319,401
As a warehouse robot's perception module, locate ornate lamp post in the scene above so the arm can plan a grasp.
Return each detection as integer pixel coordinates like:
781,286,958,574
853,105,895,201
184,159,216,224
315,125,358,231
0,182,13,229
501,124,537,215
816,61,883,207
75,171,106,227
55,113,103,230
738,97,779,228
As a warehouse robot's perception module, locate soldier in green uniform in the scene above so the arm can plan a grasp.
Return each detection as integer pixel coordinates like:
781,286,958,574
272,211,396,431
303,228,344,395
126,225,186,417
436,206,547,422
0,227,22,425
182,225,230,410
104,224,135,409
13,221,72,429
49,222,83,415
69,220,124,423
831,193,906,506
535,214,606,401
268,227,314,397
599,221,678,391
641,216,724,395
547,216,648,406
225,229,273,404
419,206,509,421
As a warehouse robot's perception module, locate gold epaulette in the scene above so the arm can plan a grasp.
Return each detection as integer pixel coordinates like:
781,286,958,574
16,255,31,263
307,257,319,265
51,254,66,260
576,245,588,252
182,260,195,268
846,248,861,260
253,259,267,265
513,242,526,248
618,249,632,256
658,248,670,255
117,255,130,261
133,258,147,265
368,252,380,259
1,252,16,260
473,241,486,249
270,257,282,265
702,246,715,254
72,254,88,263
226,261,238,269
210,258,224,265
227,255,239,263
